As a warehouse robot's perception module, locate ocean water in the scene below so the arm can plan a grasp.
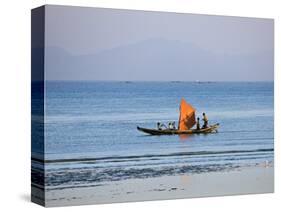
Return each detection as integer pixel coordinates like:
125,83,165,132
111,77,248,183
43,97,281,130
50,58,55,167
32,81,274,190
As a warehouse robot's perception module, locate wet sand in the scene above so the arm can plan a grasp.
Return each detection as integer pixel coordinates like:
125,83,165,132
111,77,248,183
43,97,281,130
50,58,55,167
45,165,274,207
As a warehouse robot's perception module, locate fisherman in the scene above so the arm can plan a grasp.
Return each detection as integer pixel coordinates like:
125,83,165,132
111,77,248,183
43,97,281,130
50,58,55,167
168,122,172,129
172,121,176,130
168,121,176,130
196,117,200,130
202,112,208,129
157,122,166,130
157,122,161,130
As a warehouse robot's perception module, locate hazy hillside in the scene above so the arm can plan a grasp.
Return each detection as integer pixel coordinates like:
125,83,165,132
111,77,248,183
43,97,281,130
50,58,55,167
45,38,273,81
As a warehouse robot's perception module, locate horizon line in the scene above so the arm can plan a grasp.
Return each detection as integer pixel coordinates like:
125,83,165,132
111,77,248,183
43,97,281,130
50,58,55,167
33,80,274,83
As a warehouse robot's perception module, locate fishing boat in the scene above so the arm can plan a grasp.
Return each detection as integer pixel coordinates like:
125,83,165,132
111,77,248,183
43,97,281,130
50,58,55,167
137,98,219,135
137,124,219,135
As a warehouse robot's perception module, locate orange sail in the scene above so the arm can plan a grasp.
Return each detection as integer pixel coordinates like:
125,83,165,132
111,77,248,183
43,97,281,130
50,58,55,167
178,98,196,130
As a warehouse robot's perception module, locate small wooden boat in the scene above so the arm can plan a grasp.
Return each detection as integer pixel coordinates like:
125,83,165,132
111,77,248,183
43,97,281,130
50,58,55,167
137,123,219,135
137,98,219,136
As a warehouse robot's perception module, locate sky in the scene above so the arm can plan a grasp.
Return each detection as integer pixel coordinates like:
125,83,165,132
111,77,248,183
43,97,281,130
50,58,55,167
44,5,274,81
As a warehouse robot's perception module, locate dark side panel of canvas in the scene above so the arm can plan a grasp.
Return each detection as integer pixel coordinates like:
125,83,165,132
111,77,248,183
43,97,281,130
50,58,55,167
31,5,45,206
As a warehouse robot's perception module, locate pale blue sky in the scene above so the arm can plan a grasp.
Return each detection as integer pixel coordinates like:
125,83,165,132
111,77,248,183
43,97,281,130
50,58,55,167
44,5,274,81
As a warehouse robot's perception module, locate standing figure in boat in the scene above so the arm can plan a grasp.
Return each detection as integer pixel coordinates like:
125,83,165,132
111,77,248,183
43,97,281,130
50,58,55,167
196,117,200,130
202,112,208,129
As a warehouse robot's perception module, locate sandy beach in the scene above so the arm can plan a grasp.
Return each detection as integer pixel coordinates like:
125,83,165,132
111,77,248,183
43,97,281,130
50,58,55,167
45,165,273,207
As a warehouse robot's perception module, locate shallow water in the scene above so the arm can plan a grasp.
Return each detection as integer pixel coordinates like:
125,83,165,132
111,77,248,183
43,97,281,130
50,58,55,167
32,81,274,190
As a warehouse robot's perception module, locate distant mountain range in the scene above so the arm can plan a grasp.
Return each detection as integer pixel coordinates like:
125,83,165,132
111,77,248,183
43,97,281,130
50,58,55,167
44,38,273,81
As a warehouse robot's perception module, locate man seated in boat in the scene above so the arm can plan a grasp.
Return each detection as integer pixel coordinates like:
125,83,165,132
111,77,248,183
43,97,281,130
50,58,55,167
196,117,200,130
168,121,176,130
157,122,167,130
202,112,208,129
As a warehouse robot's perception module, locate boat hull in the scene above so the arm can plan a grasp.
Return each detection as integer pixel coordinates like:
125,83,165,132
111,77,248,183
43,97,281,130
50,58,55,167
137,123,219,135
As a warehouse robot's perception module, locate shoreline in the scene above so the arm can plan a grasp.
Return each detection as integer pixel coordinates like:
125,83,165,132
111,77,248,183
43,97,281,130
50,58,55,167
45,165,274,207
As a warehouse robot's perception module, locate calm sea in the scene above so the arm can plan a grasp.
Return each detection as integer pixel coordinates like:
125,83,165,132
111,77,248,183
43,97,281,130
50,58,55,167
32,81,274,190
